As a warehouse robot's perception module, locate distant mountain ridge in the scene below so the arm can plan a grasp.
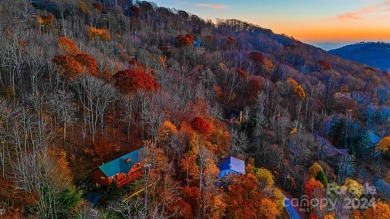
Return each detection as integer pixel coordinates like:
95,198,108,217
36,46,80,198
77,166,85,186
329,42,390,71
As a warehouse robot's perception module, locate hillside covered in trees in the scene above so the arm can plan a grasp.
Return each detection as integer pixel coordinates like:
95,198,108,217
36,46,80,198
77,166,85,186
0,0,389,218
329,42,390,72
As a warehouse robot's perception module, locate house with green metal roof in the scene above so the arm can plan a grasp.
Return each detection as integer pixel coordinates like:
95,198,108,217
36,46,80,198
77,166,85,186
92,148,143,188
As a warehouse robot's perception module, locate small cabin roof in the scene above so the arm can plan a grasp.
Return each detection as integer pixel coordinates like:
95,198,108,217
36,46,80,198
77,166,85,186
218,156,246,176
99,149,141,178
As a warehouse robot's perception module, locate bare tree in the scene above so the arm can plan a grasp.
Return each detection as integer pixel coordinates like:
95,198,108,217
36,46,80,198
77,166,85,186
47,90,77,147
72,76,116,145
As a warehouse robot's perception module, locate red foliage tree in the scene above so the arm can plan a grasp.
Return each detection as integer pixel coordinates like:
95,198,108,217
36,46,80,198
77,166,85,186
246,76,263,102
130,5,141,16
74,53,100,77
92,3,102,12
248,51,264,64
226,36,237,47
317,60,331,71
236,68,248,79
182,186,201,214
111,69,160,93
190,117,212,137
176,34,194,47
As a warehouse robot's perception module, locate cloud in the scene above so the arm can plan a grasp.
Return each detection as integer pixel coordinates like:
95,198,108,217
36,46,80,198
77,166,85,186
384,0,390,10
337,5,380,20
194,3,226,9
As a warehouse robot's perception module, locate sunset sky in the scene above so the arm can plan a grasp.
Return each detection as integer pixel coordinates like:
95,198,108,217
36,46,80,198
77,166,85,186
153,0,390,49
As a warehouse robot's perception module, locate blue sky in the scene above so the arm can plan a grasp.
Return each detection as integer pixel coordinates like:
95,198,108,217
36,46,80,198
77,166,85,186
152,0,390,49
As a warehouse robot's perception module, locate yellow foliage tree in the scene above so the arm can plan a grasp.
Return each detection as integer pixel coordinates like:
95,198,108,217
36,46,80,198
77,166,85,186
77,2,91,15
157,121,178,142
343,178,363,198
273,188,284,213
255,167,275,188
289,127,298,135
308,162,323,178
209,195,227,219
287,77,306,101
294,85,306,101
375,136,390,153
204,158,220,179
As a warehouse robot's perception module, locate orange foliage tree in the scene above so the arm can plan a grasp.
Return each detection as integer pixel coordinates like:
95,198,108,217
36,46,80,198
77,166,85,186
288,77,306,101
225,173,267,218
111,69,160,93
88,26,111,42
259,198,279,219
372,201,390,218
53,53,101,80
37,14,55,29
376,136,390,153
375,136,390,163
52,55,83,80
58,37,79,55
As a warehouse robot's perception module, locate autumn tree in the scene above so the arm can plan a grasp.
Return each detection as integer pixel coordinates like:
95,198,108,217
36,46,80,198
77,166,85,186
288,77,306,101
176,34,194,47
372,201,390,218
255,167,275,189
111,69,160,94
36,14,55,30
343,178,363,198
375,136,390,164
74,53,100,77
309,162,328,187
52,55,83,80
88,26,111,42
157,121,178,148
58,37,79,55
259,198,279,219
190,117,214,137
